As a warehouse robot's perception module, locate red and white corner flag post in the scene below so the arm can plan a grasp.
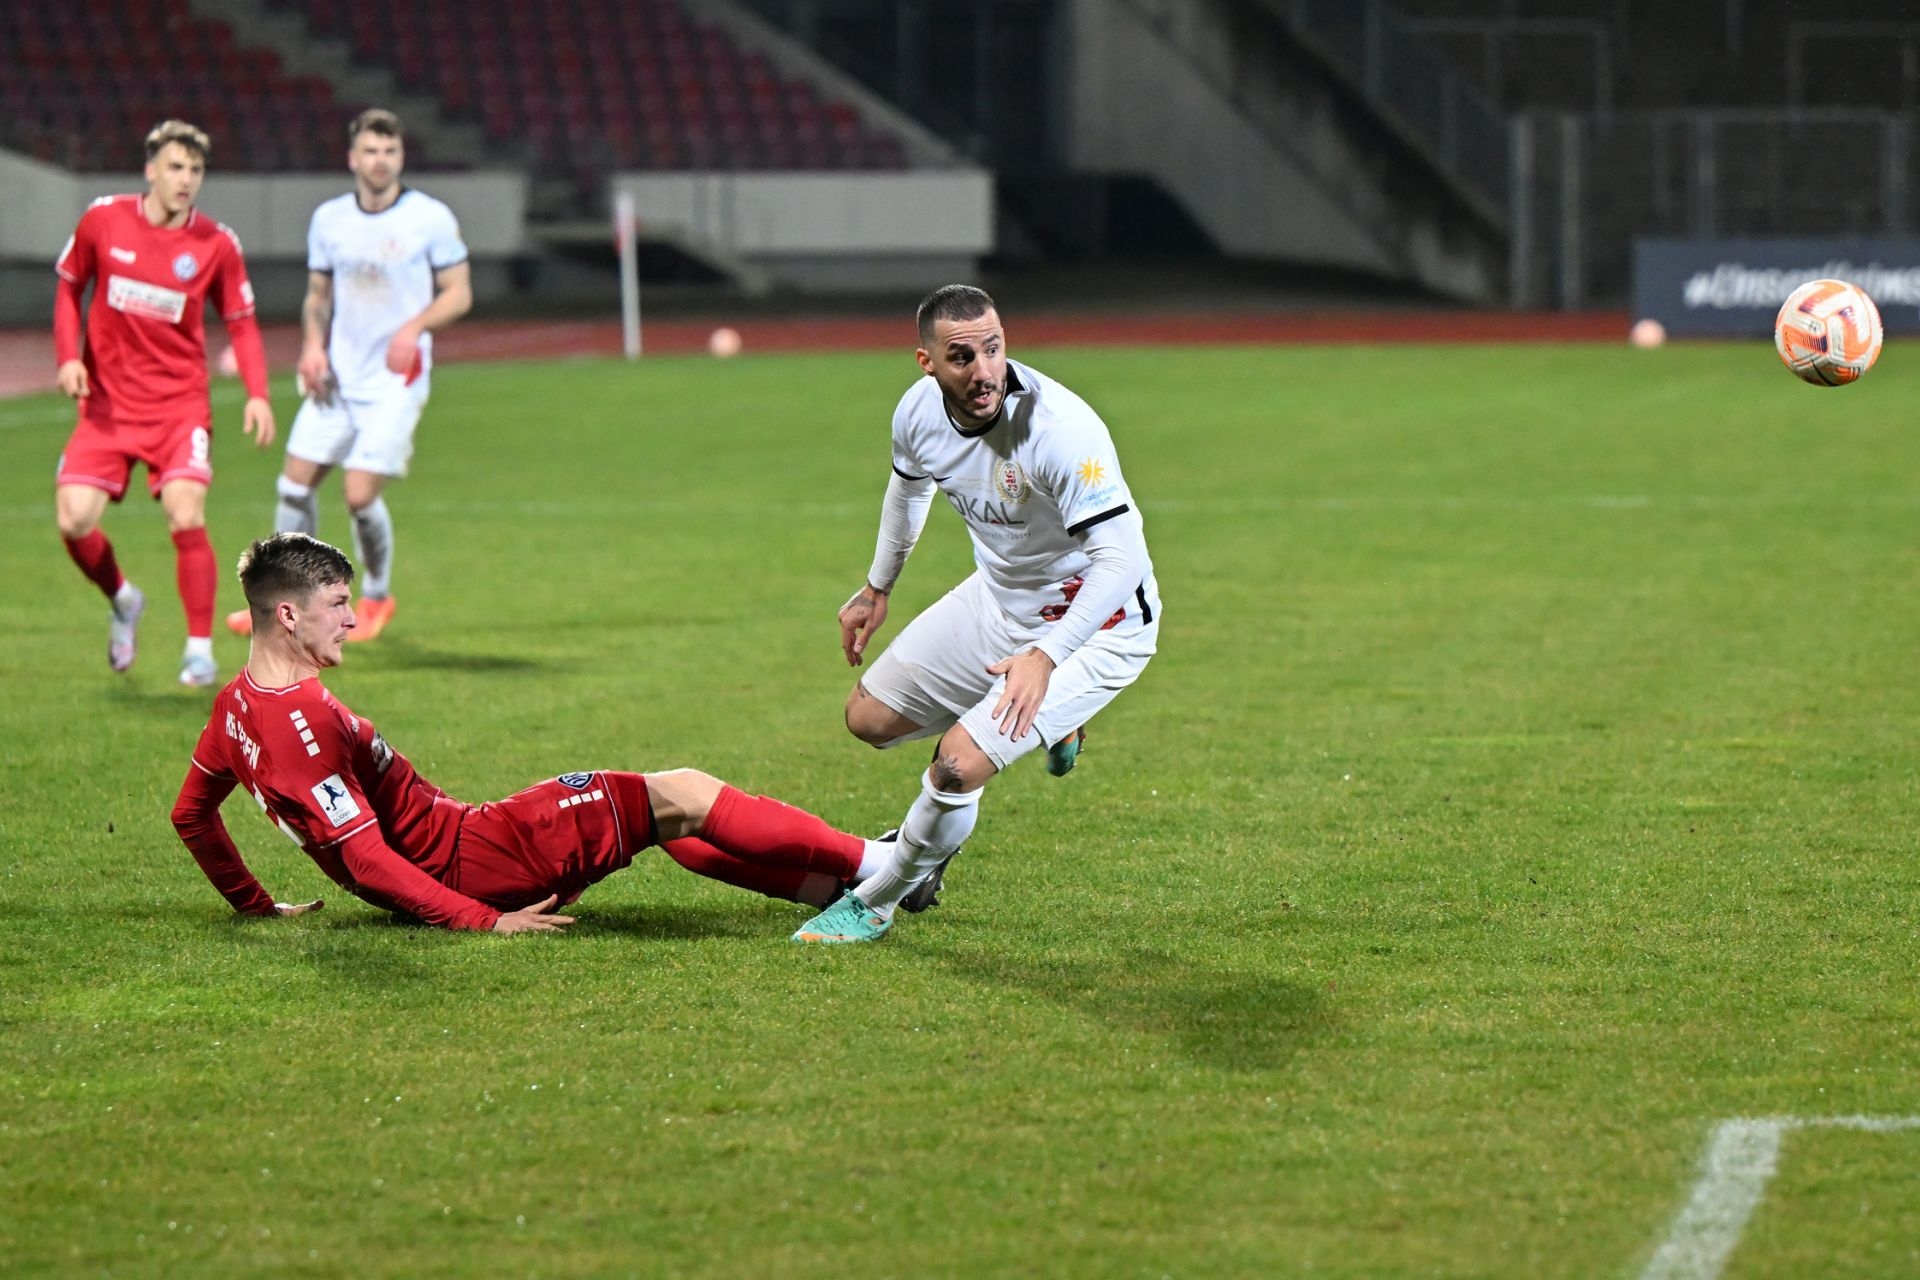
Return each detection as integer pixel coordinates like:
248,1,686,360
614,190,641,359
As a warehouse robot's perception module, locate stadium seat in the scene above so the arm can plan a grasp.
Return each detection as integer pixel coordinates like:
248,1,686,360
0,0,909,189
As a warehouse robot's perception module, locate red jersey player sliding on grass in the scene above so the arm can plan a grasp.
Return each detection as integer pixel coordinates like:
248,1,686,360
171,532,896,933
54,119,276,688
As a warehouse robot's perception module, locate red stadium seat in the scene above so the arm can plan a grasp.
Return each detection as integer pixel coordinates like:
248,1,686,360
0,0,913,185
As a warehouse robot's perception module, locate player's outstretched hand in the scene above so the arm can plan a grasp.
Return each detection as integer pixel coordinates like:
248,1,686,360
243,396,277,448
57,359,89,400
273,899,324,917
987,647,1056,742
492,895,575,935
839,583,890,667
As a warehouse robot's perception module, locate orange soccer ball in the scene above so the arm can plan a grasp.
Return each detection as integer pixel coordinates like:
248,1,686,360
1774,278,1883,386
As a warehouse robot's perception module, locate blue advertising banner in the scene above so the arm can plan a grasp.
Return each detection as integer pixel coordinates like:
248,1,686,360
1633,237,1920,336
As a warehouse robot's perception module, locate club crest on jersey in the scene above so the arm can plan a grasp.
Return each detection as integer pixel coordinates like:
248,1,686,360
370,733,394,775
991,459,1031,505
557,772,594,790
172,253,199,281
310,774,361,828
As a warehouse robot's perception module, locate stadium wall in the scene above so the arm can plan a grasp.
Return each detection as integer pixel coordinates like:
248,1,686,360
1063,0,1505,302
0,150,527,324
1,148,991,318
607,170,994,292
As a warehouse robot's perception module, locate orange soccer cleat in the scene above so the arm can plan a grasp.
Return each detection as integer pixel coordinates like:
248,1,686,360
347,594,396,642
224,607,253,636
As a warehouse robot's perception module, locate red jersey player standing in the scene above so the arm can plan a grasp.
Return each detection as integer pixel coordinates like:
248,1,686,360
54,120,276,687
171,532,899,933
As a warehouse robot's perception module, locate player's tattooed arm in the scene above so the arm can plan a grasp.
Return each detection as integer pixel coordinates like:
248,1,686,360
838,583,891,667
298,271,335,402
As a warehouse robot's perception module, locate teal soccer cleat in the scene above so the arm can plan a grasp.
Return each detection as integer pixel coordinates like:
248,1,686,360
792,892,891,944
1046,727,1086,777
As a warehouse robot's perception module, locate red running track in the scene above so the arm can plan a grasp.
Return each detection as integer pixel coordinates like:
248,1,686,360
0,309,1632,401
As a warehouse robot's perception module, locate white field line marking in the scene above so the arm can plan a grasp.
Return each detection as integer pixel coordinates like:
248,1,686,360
1641,1115,1920,1280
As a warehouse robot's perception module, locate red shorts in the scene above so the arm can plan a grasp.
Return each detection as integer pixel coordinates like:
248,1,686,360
444,771,656,911
57,411,214,501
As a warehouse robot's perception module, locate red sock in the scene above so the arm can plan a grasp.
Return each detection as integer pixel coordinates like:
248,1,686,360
172,527,216,639
699,786,863,878
662,837,815,902
63,528,126,599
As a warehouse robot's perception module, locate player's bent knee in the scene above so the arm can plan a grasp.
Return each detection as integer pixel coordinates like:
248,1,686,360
929,755,968,793
55,488,106,539
56,511,98,539
343,474,387,511
643,767,724,839
845,684,919,747
931,726,995,793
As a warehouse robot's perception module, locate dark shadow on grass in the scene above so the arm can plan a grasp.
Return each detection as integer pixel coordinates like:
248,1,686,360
938,944,1332,1073
572,902,788,941
361,636,552,674
103,684,231,719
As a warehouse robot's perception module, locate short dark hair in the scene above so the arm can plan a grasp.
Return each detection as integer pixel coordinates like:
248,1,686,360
238,534,355,617
916,284,998,346
348,108,404,143
145,119,210,163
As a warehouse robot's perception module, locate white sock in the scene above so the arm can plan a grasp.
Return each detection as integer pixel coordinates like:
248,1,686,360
184,636,213,660
112,581,141,615
855,840,894,881
351,497,394,598
274,476,318,535
857,770,981,913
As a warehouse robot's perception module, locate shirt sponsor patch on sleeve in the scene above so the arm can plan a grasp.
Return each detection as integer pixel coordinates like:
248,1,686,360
310,774,362,827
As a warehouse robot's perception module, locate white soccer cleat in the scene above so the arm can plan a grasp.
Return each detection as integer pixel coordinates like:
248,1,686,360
108,584,145,673
178,651,219,688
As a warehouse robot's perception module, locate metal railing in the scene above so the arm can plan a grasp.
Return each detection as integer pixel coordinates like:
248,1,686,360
1403,17,1613,115
1786,22,1920,112
1280,0,1511,217
1510,108,1917,308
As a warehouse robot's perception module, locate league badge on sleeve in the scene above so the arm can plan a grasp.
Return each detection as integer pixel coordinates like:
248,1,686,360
311,774,362,827
557,772,595,790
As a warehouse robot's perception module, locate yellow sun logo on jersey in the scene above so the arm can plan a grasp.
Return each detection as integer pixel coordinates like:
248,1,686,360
1077,457,1107,486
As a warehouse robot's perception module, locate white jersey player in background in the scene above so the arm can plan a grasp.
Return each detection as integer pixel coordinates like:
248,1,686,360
794,285,1161,944
226,109,470,642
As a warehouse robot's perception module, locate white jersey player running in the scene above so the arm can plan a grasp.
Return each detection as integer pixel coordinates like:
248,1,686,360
794,285,1161,944
226,108,471,642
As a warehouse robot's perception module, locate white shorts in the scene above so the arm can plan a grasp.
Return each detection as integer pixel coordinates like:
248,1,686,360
860,572,1159,771
285,375,430,478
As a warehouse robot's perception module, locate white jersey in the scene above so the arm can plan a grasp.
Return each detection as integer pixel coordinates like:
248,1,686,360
307,188,466,397
890,358,1160,628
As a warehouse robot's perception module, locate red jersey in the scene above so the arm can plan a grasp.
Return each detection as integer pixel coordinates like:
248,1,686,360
173,669,500,930
54,195,258,425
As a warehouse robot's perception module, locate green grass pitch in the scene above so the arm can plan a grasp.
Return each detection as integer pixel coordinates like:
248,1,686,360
2,339,1917,1277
